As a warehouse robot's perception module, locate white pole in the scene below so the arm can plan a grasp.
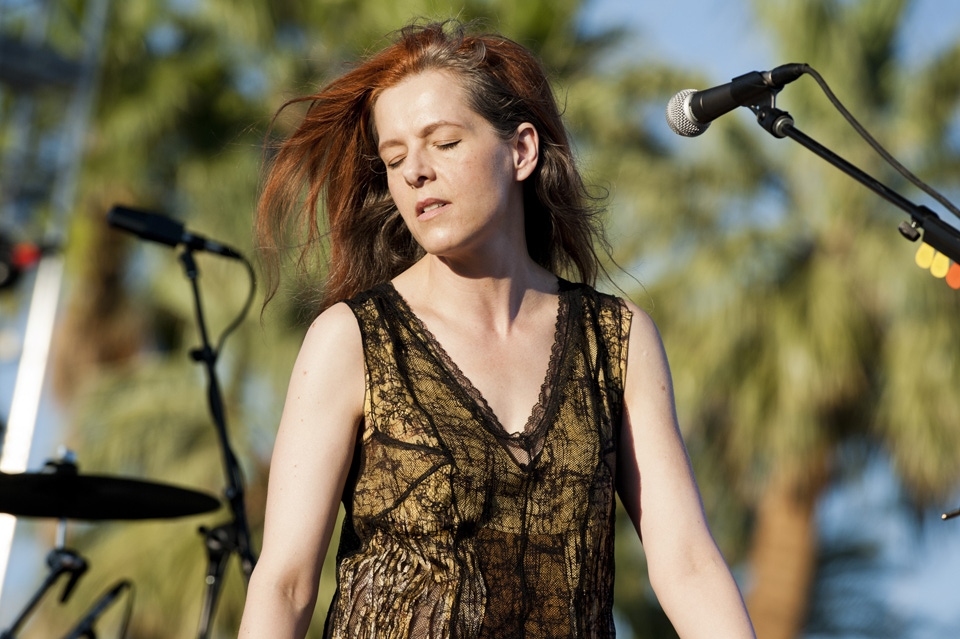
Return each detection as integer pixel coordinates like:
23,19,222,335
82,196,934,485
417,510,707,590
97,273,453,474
0,0,110,608
0,255,65,603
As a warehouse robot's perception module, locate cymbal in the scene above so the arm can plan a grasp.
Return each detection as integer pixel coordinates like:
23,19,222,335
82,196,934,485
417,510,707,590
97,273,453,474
0,466,221,521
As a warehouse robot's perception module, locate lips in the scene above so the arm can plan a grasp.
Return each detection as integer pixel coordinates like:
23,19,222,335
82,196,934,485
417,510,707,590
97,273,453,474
416,198,449,218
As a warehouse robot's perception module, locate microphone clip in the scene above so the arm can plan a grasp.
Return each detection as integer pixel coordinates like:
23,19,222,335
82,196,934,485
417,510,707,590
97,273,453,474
753,104,796,139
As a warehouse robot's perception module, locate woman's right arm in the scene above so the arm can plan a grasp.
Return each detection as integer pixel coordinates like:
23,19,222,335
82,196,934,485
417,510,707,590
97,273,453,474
238,302,365,638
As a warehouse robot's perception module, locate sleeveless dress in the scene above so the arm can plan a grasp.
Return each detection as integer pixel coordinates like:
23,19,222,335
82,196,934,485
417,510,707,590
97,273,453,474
325,280,632,639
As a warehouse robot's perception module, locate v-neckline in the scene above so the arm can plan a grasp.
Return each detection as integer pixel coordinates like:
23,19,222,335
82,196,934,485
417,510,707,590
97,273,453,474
385,281,572,446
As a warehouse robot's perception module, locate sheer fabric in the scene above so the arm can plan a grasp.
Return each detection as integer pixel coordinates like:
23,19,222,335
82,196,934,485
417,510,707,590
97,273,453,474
325,280,631,639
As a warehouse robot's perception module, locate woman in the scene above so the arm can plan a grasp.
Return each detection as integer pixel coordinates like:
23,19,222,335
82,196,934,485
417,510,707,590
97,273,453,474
239,20,755,639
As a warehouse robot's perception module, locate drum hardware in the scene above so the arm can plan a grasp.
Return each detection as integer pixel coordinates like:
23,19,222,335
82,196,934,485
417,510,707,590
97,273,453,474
0,535,88,639
0,457,221,521
61,579,133,639
0,454,220,638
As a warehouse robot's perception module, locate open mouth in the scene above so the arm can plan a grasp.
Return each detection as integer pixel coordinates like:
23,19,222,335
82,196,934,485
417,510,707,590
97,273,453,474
416,199,449,217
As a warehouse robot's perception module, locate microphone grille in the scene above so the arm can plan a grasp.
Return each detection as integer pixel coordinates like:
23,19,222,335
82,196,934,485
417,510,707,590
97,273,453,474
666,89,709,137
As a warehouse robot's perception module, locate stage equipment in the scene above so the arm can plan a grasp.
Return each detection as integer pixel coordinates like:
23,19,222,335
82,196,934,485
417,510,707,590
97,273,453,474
107,205,257,638
667,63,960,522
0,457,220,521
666,63,960,281
666,63,805,137
61,579,133,639
0,454,217,638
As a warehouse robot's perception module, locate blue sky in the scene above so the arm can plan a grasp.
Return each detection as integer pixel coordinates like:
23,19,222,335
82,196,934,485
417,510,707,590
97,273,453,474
583,0,960,77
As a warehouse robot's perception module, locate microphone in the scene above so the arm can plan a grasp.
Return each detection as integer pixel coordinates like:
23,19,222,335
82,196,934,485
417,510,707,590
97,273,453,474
107,205,242,259
61,579,131,639
666,63,807,137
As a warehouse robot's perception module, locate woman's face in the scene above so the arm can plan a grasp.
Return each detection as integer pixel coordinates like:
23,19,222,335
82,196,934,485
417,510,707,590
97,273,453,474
373,69,538,264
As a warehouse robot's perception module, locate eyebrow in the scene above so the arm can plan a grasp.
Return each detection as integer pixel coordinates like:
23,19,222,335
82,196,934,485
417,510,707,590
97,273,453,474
377,120,465,154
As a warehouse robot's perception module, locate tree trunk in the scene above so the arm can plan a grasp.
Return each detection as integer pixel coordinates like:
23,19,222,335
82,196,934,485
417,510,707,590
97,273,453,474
746,468,824,639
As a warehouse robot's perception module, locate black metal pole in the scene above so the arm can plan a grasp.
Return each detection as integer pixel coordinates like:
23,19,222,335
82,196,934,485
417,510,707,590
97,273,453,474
753,105,960,263
751,105,960,524
176,248,256,639
0,548,87,639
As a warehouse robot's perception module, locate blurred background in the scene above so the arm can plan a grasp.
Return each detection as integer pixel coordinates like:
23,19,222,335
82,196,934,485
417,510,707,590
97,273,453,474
1,0,959,637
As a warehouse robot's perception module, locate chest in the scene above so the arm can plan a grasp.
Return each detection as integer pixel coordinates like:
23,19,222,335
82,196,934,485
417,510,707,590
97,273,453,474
424,321,560,436
354,315,619,534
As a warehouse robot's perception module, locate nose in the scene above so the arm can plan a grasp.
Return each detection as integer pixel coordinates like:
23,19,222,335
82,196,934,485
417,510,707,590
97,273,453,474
402,149,435,188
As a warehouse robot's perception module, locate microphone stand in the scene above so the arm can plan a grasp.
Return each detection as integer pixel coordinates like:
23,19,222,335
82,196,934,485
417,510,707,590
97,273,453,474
176,247,257,638
749,102,960,263
748,95,960,522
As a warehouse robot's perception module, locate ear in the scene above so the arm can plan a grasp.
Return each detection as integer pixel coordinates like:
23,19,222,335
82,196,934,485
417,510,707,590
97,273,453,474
512,123,539,182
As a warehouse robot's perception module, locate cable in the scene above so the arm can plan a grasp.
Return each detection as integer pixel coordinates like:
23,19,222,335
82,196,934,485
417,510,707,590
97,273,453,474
801,64,960,220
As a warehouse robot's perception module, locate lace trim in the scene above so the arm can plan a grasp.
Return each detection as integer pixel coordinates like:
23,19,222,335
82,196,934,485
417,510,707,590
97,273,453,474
383,281,573,467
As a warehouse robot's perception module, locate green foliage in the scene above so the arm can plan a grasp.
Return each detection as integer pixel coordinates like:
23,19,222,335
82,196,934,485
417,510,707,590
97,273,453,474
625,3,960,633
16,0,673,637
15,0,960,636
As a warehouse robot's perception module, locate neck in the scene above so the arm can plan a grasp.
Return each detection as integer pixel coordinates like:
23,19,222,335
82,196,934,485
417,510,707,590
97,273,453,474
394,254,558,333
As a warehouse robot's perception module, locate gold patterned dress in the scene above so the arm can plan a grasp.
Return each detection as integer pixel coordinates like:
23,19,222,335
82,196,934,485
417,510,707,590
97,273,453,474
325,280,631,639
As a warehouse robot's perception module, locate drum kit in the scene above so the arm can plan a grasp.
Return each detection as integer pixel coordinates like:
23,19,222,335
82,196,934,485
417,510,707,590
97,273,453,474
0,453,221,638
1,206,262,637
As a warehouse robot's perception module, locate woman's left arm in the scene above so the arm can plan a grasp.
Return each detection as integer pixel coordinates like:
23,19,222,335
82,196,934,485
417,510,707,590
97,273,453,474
616,300,756,639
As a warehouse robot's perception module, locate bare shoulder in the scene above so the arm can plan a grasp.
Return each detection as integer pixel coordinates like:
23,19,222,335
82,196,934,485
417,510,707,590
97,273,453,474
615,296,676,425
298,302,363,364
617,297,666,359
285,302,365,417
306,301,362,340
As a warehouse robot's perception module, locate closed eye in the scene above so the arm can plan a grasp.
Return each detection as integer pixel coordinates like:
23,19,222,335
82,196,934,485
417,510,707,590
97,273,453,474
384,141,457,169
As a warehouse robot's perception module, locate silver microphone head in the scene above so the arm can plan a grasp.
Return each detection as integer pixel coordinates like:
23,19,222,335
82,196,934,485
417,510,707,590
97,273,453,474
666,89,710,137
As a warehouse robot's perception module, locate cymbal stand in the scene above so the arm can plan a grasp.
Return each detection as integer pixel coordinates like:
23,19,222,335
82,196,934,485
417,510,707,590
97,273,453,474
176,247,256,639
0,520,87,639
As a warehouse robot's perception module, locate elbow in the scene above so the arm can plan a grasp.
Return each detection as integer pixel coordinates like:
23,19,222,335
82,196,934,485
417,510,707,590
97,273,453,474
278,579,321,616
646,535,729,595
272,572,320,613
245,562,322,620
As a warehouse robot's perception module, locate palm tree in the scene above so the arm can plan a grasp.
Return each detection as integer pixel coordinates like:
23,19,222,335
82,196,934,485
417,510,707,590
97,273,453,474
31,1,699,637
612,1,960,638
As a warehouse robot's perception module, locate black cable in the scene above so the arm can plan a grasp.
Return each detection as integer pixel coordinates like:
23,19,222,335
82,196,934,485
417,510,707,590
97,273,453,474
801,64,960,220
214,253,256,356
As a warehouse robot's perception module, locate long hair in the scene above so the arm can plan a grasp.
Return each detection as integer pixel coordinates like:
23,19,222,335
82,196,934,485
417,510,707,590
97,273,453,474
257,20,607,313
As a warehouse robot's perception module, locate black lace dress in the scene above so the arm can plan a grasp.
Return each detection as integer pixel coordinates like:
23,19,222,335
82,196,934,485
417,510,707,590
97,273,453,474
325,280,631,639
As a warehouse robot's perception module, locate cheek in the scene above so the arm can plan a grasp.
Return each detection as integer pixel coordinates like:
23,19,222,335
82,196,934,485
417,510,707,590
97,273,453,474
385,174,410,209
467,157,513,202
386,179,420,233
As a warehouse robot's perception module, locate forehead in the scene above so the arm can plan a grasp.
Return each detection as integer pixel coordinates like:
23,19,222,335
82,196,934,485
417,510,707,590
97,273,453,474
373,69,477,139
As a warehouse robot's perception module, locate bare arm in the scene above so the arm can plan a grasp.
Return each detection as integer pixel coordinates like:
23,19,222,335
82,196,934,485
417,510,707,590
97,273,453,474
239,303,365,638
616,301,755,639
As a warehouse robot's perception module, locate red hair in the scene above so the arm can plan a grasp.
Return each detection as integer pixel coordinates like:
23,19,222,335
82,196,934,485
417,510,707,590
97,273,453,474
257,20,606,313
